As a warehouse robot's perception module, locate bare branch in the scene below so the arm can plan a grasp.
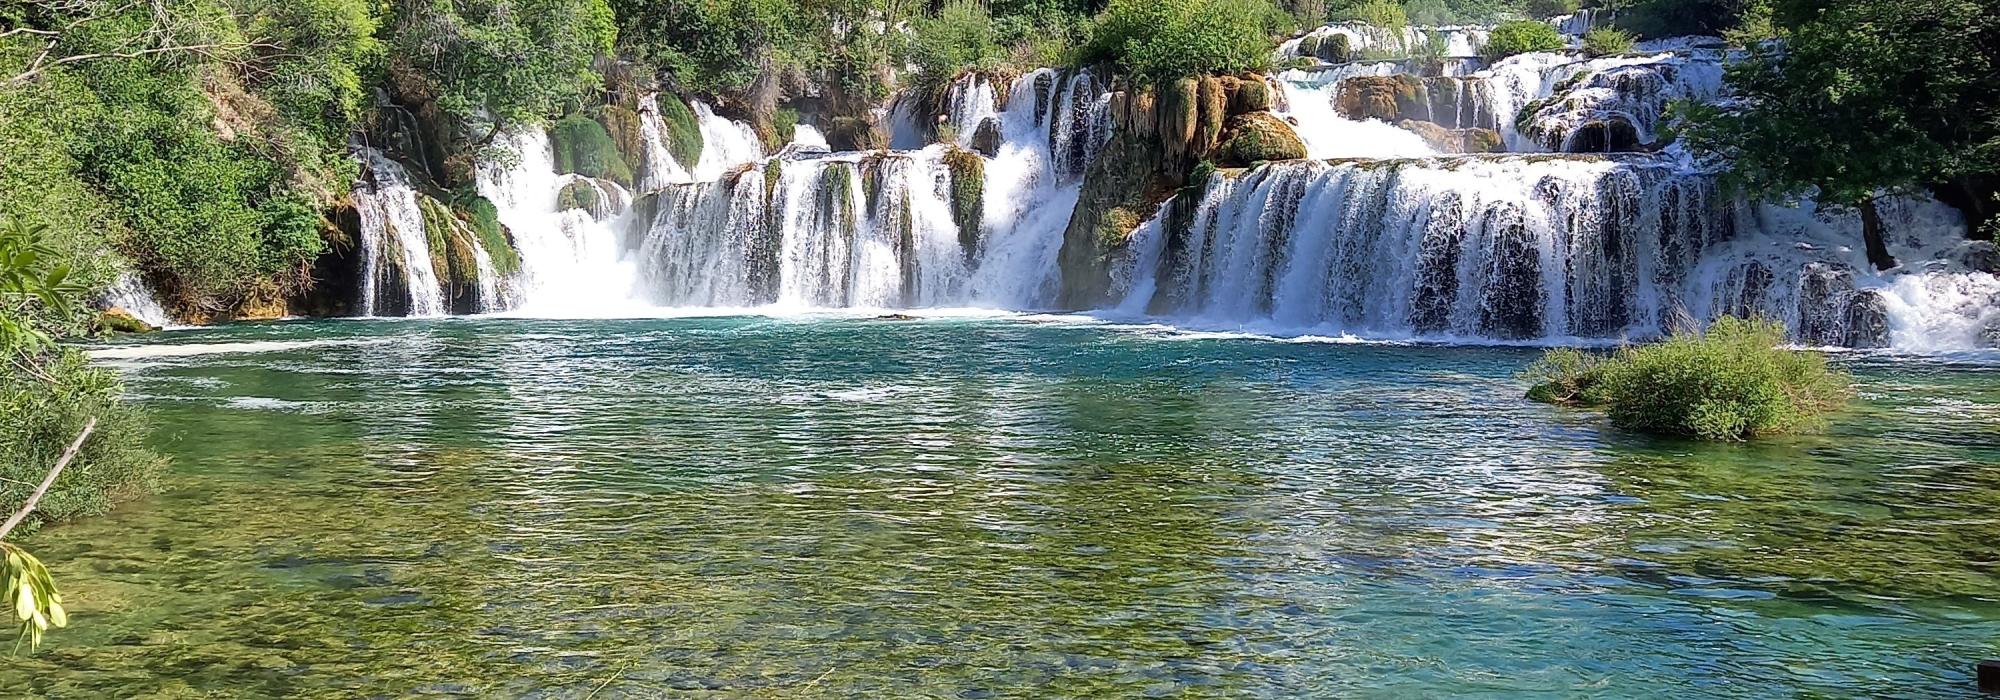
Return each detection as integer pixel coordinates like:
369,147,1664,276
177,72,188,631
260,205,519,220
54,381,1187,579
8,40,276,85
0,416,97,541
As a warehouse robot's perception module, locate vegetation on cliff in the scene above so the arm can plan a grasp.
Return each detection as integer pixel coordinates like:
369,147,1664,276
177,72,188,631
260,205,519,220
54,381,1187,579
1674,0,2000,244
1525,317,1853,440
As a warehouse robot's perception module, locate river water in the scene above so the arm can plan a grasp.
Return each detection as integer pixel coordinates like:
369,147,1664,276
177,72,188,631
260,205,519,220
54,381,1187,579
12,314,2000,697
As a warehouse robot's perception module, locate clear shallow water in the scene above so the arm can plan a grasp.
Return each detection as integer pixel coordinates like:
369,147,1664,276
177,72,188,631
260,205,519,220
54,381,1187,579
12,315,2000,698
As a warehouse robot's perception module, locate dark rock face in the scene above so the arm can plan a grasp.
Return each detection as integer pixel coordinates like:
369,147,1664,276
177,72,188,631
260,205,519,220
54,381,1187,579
1565,118,1644,153
969,117,1001,158
826,117,885,152
1842,291,1891,349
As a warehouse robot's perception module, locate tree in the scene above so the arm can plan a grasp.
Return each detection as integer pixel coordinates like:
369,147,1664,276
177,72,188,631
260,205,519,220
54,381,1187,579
1674,0,2000,265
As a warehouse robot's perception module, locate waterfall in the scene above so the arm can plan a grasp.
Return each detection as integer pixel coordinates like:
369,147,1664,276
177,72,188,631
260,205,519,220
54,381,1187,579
1113,156,1991,351
690,101,765,181
626,68,1111,311
102,271,173,327
1273,71,1441,159
1278,23,1491,62
635,94,693,190
476,128,646,316
352,149,447,317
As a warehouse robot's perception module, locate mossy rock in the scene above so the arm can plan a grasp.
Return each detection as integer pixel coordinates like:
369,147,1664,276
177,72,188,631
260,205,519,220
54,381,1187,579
827,117,885,152
459,196,519,276
1396,120,1505,154
95,308,157,334
1160,78,1201,163
1232,79,1272,114
943,148,985,257
557,179,602,214
969,117,1001,158
763,160,783,207
1215,113,1308,167
596,105,647,172
656,94,705,169
1336,74,1424,121
550,114,635,187
1196,76,1226,156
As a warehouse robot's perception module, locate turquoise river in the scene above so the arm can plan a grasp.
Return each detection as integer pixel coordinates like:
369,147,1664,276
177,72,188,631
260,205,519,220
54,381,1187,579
8,314,2000,698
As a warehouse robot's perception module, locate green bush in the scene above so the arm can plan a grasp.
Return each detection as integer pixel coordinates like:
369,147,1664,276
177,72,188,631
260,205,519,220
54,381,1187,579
909,0,1005,91
1525,0,1579,18
1524,317,1854,440
1582,27,1636,56
1481,20,1567,62
1342,0,1407,34
1083,0,1286,84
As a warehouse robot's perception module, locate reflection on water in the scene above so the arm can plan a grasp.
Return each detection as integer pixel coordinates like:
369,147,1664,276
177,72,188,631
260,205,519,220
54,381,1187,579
14,316,2000,697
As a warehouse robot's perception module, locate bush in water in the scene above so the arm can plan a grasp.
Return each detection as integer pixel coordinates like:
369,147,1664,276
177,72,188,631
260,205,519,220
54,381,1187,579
1524,317,1853,440
1582,27,1636,56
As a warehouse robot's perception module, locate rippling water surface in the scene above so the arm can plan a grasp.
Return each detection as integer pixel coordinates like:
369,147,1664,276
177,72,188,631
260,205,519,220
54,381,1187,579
11,315,2000,698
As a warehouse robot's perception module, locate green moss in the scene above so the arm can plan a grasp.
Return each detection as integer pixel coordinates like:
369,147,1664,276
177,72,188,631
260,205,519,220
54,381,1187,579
93,309,156,334
657,95,705,169
1233,79,1272,113
763,160,783,207
1215,113,1307,167
459,197,519,276
595,104,647,171
417,196,480,286
550,114,635,187
774,107,799,145
557,179,601,213
943,148,985,256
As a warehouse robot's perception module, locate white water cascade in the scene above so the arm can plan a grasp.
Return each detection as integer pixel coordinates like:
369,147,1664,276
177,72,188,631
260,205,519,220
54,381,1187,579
102,271,173,327
1113,157,1993,349
627,68,1112,311
352,149,447,317
476,128,649,316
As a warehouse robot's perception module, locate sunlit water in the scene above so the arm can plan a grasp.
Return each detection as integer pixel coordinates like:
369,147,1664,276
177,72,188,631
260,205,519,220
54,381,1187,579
12,315,2000,698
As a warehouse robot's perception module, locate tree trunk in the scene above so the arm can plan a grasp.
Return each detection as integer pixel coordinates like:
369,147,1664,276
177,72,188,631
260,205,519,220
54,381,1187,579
1860,197,1897,271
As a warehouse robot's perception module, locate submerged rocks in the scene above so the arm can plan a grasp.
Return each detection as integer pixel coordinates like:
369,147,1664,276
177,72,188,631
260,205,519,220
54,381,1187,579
1397,120,1503,153
1215,113,1308,167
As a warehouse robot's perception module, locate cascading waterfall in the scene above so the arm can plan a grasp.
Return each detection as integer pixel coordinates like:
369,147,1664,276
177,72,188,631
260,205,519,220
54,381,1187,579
102,271,173,327
1278,23,1491,62
1114,156,1993,349
352,149,447,317
628,67,1112,311
477,128,647,315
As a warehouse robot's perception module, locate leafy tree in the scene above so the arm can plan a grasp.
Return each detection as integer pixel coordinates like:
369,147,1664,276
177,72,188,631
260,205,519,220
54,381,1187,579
391,0,616,126
909,0,1004,92
1480,19,1564,60
1083,0,1287,84
1674,0,2000,262
1605,0,1755,38
1524,0,1578,18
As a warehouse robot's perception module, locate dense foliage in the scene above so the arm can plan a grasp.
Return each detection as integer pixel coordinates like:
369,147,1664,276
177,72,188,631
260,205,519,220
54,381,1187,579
1083,0,1290,84
1,217,165,649
1581,27,1634,55
1481,19,1565,60
1674,0,2000,238
1525,317,1853,440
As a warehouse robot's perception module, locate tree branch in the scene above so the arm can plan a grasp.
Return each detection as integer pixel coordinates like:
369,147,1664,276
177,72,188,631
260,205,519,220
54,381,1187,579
8,40,274,85
0,416,97,540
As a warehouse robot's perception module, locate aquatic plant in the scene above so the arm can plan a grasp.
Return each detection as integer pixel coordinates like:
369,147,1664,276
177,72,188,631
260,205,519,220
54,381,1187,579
1525,317,1854,440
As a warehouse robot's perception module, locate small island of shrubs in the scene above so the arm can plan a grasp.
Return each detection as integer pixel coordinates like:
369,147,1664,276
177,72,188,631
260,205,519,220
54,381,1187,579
1524,317,1853,441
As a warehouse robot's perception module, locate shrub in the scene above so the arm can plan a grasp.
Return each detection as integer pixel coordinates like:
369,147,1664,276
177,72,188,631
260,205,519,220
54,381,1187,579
1525,0,1580,19
1582,27,1636,56
910,0,1005,91
1524,317,1854,440
1083,0,1285,84
1481,20,1567,62
773,107,799,145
